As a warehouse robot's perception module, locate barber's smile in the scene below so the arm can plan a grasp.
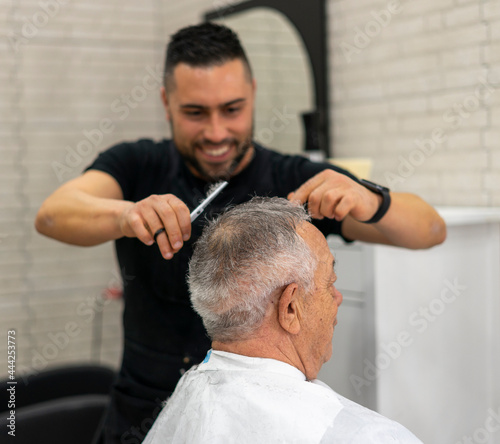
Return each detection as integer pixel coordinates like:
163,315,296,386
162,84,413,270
197,142,234,162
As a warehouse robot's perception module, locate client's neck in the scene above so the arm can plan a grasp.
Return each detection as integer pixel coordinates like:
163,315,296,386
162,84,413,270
212,328,303,375
212,338,270,359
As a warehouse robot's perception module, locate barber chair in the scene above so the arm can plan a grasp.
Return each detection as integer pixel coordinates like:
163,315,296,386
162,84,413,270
0,364,115,444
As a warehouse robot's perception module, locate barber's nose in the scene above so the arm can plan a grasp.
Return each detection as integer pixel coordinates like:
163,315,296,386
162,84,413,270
204,114,228,142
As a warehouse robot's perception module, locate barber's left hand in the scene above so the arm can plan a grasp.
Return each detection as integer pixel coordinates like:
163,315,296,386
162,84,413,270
287,170,381,222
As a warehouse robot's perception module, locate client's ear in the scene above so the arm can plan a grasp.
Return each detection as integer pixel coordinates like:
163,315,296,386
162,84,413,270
278,283,302,335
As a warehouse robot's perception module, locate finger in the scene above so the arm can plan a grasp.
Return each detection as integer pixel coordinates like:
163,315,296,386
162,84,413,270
153,228,166,243
290,174,326,204
128,212,156,246
139,205,176,259
318,191,342,220
331,195,354,221
167,196,191,242
155,231,175,260
156,196,191,252
140,204,164,241
152,224,176,261
305,187,325,220
152,226,175,260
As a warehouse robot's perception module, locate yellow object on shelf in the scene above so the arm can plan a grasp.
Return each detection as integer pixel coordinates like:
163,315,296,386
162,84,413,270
327,158,373,180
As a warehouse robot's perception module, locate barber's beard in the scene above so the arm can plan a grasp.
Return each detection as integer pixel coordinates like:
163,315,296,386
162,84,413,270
172,125,255,182
188,138,253,182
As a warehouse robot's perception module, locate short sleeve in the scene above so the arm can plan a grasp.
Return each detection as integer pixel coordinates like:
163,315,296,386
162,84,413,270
85,139,151,200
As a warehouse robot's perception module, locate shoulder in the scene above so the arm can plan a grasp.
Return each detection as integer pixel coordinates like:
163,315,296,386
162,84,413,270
322,392,423,443
254,143,359,182
95,138,180,174
102,138,173,157
85,138,178,200
87,138,174,167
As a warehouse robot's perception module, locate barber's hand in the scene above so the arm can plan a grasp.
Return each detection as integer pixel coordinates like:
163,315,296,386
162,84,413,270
287,170,382,222
118,194,191,259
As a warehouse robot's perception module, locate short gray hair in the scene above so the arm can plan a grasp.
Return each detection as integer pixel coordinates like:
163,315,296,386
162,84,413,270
188,197,316,342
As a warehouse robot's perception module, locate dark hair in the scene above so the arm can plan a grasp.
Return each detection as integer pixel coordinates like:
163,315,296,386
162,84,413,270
164,22,252,91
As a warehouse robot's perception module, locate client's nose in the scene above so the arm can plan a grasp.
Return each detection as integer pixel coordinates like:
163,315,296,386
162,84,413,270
335,288,343,307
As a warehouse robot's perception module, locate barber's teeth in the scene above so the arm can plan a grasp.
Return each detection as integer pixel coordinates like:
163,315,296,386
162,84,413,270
204,145,230,157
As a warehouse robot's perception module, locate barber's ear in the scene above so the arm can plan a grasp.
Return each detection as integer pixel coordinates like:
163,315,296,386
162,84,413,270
160,87,171,121
278,283,302,335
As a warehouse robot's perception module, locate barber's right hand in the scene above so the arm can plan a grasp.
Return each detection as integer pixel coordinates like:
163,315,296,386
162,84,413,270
118,194,191,260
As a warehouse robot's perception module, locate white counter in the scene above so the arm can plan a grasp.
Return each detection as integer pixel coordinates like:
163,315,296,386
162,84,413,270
437,206,500,226
319,207,500,444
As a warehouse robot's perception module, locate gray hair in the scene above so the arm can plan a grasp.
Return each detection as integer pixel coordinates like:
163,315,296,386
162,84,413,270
188,197,316,342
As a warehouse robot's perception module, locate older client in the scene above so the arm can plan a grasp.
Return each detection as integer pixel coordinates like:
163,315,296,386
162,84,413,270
143,197,422,443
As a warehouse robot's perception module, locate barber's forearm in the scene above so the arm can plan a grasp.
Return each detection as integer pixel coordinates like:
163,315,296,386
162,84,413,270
371,193,446,248
343,193,447,249
35,189,133,246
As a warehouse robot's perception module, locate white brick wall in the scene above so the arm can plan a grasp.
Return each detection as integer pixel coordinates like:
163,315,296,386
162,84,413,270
329,0,500,206
1,0,176,380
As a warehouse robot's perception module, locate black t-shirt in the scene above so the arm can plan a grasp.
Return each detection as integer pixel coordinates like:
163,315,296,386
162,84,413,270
87,139,357,361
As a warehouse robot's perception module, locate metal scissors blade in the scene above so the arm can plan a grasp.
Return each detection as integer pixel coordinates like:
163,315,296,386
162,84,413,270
190,181,229,222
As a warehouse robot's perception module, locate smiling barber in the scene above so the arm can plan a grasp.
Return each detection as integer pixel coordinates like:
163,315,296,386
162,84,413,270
35,22,446,444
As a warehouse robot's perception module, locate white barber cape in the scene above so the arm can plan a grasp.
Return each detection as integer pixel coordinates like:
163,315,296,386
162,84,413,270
143,350,422,444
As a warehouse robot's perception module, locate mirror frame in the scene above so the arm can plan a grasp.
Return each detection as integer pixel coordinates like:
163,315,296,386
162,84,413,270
204,0,330,157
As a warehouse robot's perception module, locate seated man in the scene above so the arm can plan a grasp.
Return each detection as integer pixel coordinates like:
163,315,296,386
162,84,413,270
143,197,422,443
